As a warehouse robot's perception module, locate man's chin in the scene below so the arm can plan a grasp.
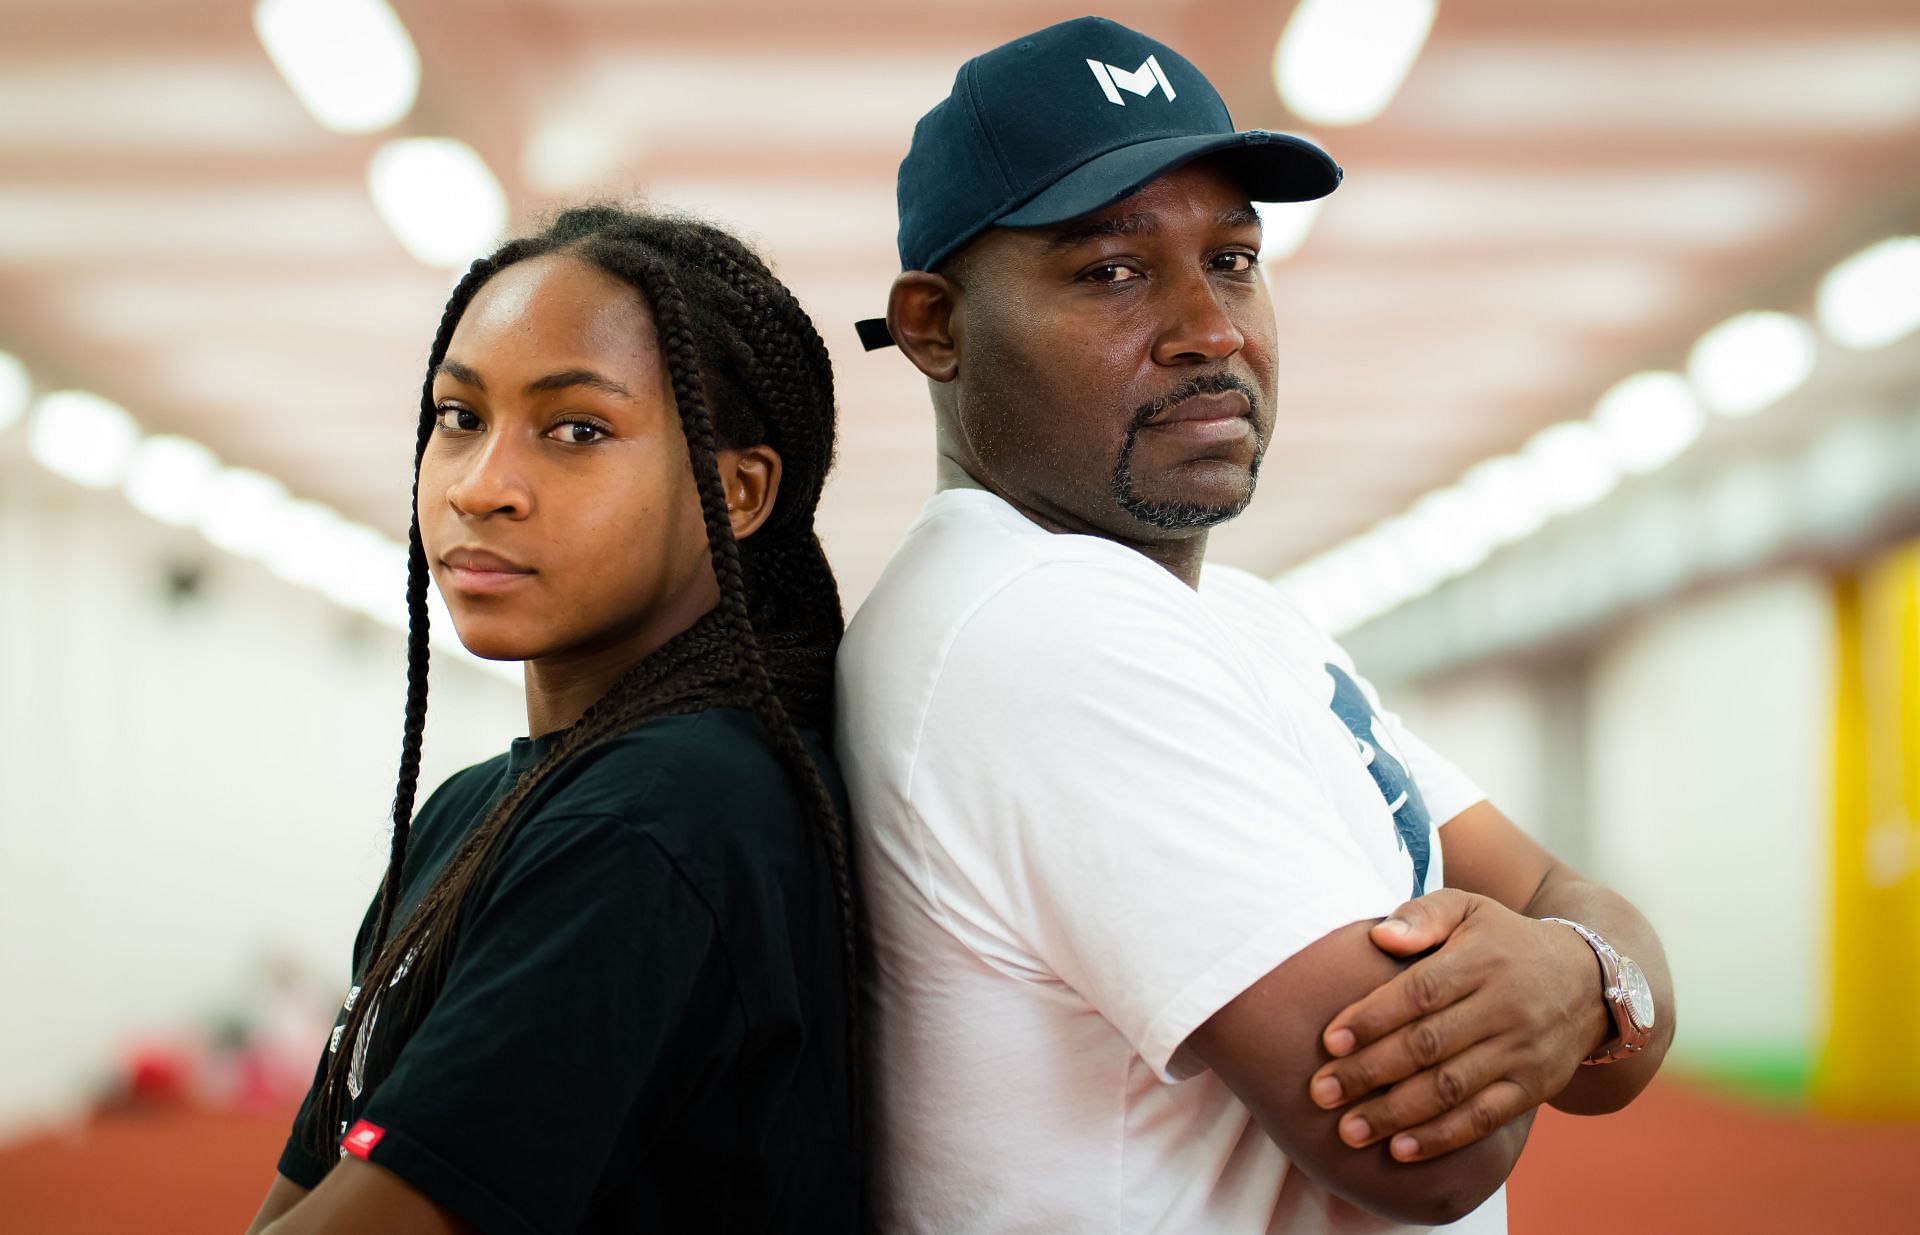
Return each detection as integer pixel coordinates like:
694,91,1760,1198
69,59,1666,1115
1116,471,1258,532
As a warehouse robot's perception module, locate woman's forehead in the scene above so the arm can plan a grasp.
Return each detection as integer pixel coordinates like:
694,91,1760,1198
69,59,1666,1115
453,253,657,365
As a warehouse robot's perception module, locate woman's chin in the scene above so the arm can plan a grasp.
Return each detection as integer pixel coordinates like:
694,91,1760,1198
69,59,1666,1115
444,620,543,664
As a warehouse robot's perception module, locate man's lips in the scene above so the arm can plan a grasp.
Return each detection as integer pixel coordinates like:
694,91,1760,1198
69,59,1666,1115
1142,389,1253,441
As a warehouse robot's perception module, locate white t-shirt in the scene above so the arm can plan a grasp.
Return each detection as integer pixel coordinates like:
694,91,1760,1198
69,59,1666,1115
835,488,1505,1235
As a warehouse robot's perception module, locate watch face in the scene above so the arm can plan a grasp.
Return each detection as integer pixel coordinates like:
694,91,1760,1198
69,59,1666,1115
1621,958,1656,1029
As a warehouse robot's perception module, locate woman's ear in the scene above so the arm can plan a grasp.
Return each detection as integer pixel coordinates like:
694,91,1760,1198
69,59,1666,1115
888,271,960,383
716,444,784,541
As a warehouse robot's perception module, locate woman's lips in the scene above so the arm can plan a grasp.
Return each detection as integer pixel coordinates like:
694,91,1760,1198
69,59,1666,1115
440,547,535,595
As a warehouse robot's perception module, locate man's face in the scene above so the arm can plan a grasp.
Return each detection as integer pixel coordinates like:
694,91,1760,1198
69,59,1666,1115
941,157,1277,544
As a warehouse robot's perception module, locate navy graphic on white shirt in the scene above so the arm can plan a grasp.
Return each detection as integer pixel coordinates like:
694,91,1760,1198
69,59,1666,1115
1325,665,1431,898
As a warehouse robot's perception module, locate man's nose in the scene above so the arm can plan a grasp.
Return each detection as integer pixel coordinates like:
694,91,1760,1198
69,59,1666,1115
1151,271,1245,365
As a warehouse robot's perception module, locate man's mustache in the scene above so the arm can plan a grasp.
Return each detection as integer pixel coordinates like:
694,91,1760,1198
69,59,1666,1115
1130,372,1262,430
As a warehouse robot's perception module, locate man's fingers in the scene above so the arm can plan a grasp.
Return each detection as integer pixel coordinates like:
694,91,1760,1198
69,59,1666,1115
1322,947,1474,1058
1368,888,1475,957
1382,1079,1534,1163
1311,996,1493,1110
1327,1038,1508,1148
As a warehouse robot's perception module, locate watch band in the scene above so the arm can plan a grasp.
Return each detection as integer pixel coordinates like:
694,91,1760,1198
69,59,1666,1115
1539,916,1655,1065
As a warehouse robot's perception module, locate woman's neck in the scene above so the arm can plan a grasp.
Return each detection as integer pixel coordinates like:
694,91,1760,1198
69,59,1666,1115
520,584,721,738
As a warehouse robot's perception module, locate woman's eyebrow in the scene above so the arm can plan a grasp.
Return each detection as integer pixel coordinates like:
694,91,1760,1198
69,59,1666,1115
524,368,633,399
433,359,486,389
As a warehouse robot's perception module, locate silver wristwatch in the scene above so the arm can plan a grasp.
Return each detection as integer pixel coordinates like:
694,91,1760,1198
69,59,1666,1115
1540,917,1656,1064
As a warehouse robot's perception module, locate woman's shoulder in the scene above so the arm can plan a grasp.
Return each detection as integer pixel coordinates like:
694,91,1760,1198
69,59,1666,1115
533,708,842,843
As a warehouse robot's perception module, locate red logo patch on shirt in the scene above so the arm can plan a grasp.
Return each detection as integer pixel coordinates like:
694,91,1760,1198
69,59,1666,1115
341,1119,385,1159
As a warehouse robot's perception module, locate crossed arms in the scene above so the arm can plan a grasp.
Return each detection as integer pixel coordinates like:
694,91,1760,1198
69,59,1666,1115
1189,800,1675,1226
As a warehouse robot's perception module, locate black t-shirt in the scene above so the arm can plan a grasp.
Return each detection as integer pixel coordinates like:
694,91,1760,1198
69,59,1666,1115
278,708,859,1234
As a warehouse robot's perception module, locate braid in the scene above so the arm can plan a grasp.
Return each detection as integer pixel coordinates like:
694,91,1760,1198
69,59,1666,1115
305,208,860,1160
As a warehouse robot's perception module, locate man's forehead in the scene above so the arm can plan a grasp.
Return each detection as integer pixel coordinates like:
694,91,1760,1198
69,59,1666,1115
1029,201,1262,252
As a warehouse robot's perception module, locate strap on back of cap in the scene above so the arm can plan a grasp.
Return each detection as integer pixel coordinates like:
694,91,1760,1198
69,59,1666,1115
855,318,896,351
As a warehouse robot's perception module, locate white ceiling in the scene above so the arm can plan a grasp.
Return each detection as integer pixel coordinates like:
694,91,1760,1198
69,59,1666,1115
4,0,1919,607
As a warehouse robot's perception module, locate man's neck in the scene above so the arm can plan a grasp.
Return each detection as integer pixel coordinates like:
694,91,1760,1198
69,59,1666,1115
933,452,1208,590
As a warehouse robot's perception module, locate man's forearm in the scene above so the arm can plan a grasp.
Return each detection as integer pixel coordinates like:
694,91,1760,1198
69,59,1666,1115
1525,867,1676,1114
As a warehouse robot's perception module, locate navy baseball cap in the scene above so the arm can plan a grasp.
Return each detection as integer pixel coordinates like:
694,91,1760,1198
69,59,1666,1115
856,15,1342,350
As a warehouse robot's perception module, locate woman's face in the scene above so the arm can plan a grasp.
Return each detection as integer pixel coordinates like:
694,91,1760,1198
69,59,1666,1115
419,253,731,665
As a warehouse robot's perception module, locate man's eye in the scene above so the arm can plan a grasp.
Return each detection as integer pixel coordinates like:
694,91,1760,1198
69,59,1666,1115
550,421,606,444
1086,263,1142,284
1212,252,1256,273
433,406,481,432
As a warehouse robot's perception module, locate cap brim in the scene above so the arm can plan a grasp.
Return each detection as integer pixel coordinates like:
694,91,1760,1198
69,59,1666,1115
1000,130,1341,229
858,130,1341,350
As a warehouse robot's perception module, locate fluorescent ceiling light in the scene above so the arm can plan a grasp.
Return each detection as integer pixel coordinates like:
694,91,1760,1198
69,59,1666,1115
369,138,508,269
262,499,350,588
253,0,419,134
1274,0,1438,126
1591,371,1704,475
1404,487,1500,578
0,351,28,431
197,467,291,558
522,119,627,195
124,434,220,526
1523,420,1620,514
1460,454,1554,543
27,390,140,489
1254,198,1325,264
1687,310,1815,417
1817,236,1920,350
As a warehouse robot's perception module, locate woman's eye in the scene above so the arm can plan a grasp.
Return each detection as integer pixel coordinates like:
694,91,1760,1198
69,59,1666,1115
1086,263,1142,284
550,420,607,445
433,405,481,432
1212,251,1257,274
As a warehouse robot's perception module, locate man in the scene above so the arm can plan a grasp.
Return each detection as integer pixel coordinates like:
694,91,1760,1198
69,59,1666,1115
837,15,1672,1235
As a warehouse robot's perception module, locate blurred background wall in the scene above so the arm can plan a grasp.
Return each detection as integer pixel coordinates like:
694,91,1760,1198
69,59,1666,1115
2,0,1918,1230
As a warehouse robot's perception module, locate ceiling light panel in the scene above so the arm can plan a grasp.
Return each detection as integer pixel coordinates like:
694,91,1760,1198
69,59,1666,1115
1590,371,1705,475
0,187,390,262
367,138,509,268
547,52,962,153
1817,236,1920,350
1268,260,1679,329
0,63,316,153
1687,311,1816,418
28,390,141,489
1401,37,1920,135
253,0,420,134
1273,0,1437,127
638,180,898,255
1318,169,1805,250
62,274,453,345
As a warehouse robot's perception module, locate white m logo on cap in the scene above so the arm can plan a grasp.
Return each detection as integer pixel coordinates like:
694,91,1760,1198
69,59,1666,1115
1086,54,1176,106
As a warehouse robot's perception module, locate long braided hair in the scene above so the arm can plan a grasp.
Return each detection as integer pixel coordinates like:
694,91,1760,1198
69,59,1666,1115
306,206,854,1157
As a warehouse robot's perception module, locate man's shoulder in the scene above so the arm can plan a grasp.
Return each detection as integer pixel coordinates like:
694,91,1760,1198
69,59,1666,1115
846,490,1198,661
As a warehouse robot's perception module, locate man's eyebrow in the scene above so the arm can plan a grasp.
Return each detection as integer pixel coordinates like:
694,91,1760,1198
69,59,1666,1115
1041,212,1158,253
1219,205,1262,231
1040,205,1264,253
524,368,633,399
433,359,485,390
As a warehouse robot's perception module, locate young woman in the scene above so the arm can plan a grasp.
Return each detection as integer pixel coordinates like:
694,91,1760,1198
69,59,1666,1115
244,207,859,1234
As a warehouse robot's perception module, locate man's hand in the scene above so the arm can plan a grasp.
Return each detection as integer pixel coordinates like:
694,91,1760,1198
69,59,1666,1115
1306,888,1610,1163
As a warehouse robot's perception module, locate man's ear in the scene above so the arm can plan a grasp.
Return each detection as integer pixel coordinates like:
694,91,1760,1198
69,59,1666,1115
888,271,960,383
715,444,783,541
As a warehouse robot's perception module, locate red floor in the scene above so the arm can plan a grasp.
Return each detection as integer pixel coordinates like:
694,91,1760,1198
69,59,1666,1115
1,1081,1916,1232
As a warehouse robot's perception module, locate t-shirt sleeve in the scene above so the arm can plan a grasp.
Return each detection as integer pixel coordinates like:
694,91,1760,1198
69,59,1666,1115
354,811,737,1235
909,562,1404,1082
1321,633,1487,828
